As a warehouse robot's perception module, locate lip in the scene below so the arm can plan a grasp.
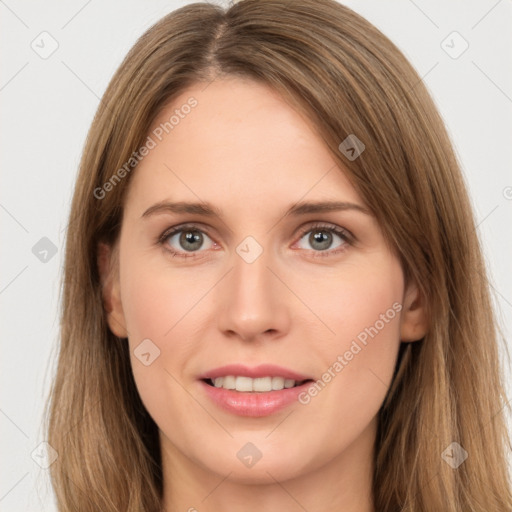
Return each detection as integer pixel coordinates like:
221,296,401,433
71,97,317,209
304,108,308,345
198,363,312,381
199,379,314,417
198,364,315,417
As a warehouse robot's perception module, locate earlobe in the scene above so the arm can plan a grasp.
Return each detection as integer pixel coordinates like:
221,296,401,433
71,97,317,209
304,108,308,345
400,279,428,342
97,241,128,338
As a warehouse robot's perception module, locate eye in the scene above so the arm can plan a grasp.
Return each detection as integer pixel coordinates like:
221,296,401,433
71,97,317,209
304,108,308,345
158,224,217,258
294,223,353,256
158,222,353,260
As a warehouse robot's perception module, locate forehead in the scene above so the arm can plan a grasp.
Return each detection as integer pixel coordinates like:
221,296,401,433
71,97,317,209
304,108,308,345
125,77,363,214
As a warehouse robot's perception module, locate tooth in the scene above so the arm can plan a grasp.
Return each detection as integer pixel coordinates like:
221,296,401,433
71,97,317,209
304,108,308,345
253,377,272,392
271,376,285,390
223,375,236,390
284,379,295,389
211,375,300,392
235,376,253,392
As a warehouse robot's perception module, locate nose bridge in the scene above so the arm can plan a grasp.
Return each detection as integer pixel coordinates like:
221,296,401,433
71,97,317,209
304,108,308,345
233,245,273,302
216,236,289,340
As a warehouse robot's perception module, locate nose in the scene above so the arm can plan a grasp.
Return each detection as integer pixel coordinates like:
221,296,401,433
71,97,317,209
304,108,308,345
216,244,291,343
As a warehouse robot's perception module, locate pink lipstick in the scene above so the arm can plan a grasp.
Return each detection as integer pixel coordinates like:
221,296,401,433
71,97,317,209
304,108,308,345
198,364,314,417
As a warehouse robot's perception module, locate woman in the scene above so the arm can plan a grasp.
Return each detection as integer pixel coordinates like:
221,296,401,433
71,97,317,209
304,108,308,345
44,0,512,510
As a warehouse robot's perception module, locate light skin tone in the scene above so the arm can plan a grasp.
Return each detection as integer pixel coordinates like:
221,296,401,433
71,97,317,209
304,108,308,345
98,76,428,512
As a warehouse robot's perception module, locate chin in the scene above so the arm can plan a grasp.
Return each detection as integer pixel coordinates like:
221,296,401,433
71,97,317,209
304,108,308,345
197,444,311,484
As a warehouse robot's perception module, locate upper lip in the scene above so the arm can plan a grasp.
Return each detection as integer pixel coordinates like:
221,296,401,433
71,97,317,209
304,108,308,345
198,364,313,381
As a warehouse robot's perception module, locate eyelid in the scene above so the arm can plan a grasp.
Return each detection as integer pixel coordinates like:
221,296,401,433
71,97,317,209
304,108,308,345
158,222,215,242
294,221,354,243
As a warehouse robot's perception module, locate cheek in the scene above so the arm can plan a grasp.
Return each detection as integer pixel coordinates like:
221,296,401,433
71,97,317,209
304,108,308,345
332,278,402,372
297,260,404,428
120,257,204,348
119,260,186,397
119,254,217,401
120,271,201,447
310,254,403,354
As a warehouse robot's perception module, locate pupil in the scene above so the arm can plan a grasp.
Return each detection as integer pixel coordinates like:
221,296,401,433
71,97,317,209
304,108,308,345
180,230,202,251
310,230,331,250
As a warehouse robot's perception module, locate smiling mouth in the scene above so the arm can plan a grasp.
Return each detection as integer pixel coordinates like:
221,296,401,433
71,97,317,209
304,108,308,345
203,376,313,392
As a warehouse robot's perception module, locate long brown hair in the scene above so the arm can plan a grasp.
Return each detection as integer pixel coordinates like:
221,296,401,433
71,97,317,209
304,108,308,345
44,0,512,510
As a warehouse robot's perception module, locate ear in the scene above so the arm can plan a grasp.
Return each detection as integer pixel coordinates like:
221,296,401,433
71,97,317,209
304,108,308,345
400,278,428,342
97,241,128,338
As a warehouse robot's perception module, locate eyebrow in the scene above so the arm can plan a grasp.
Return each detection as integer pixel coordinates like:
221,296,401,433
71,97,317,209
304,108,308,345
141,200,371,219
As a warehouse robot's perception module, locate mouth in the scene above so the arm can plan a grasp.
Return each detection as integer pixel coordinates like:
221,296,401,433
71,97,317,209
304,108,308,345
202,375,313,392
198,364,315,416
199,367,316,417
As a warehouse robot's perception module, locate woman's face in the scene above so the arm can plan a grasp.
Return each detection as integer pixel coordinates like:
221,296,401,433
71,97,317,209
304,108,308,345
101,77,425,486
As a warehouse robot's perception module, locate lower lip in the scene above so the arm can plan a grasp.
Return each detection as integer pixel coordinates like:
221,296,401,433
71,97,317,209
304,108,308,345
199,380,313,417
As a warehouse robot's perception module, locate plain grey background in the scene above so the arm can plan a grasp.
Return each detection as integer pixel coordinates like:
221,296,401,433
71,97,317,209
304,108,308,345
1,1,511,510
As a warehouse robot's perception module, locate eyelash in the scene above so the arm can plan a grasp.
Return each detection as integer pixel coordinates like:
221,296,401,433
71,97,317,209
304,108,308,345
157,222,354,260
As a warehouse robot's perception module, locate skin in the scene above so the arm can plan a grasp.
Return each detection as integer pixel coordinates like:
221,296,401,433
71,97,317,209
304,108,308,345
98,76,428,512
